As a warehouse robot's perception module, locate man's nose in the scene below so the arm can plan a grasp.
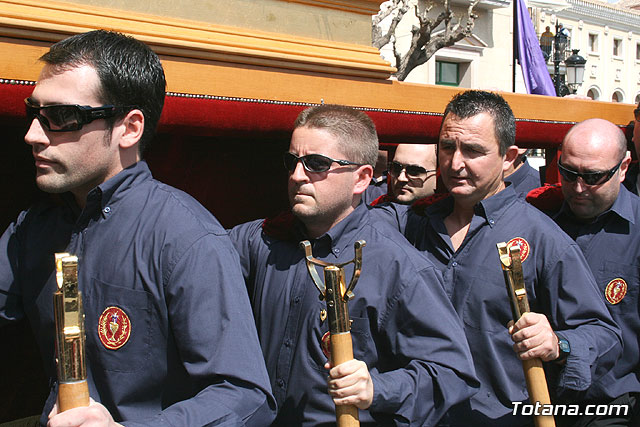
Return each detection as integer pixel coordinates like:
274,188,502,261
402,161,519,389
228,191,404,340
450,149,465,171
24,117,50,149
289,159,309,182
571,176,589,193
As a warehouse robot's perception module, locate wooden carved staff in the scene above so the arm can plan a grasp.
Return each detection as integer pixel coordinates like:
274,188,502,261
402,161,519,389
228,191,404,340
301,240,365,427
497,242,555,427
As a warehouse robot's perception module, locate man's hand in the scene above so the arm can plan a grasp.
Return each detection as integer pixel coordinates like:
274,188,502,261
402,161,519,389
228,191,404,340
508,312,560,362
324,359,373,410
48,398,123,427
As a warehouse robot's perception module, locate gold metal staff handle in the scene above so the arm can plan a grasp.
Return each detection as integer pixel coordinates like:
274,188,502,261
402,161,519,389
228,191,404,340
300,240,366,427
497,243,555,427
54,253,89,412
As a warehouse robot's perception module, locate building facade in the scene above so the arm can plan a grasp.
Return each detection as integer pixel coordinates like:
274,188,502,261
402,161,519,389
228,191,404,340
377,0,640,104
533,0,640,103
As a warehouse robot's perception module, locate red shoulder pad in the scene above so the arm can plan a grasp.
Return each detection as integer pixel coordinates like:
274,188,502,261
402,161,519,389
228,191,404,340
526,184,564,211
370,194,392,206
262,210,298,241
411,192,449,216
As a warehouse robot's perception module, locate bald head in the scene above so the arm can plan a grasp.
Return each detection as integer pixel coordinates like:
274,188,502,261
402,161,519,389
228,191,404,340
389,143,437,204
561,118,630,220
563,118,627,160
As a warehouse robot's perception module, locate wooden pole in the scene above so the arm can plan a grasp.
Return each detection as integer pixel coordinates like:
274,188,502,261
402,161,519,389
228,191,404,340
331,332,359,427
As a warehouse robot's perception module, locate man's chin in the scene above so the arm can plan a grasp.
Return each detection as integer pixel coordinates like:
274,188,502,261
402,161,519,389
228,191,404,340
567,202,594,219
447,185,473,196
35,176,68,194
394,194,415,205
291,203,314,219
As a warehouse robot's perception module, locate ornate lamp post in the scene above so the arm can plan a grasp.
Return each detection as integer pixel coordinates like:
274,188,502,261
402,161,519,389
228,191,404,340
553,21,569,96
565,49,586,94
543,21,587,97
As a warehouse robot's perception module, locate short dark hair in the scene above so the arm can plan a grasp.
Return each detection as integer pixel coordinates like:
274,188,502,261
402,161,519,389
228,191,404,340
40,30,166,155
442,90,516,156
294,104,378,166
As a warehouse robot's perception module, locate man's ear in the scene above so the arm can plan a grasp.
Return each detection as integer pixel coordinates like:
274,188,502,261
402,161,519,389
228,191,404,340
618,150,632,183
503,145,519,172
118,109,144,150
353,165,374,195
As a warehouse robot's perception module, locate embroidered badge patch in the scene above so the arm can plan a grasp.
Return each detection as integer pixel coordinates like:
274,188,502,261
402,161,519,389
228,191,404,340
507,237,530,263
321,331,331,359
98,306,131,350
605,278,627,305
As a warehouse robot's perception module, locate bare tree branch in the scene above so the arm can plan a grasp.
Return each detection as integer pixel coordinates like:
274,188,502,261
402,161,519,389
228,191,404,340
372,0,411,49
372,0,480,81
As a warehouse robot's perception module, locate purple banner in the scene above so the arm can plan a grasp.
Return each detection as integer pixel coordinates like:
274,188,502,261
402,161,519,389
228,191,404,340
516,0,556,96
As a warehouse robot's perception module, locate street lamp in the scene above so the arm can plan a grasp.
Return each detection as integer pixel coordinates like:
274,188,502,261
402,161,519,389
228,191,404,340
542,22,588,97
553,21,569,97
565,49,586,94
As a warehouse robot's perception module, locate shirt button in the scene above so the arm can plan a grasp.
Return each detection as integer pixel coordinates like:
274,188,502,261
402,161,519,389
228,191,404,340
334,248,340,253
293,296,301,304
277,379,285,388
284,339,292,347
489,219,495,225
103,207,111,214
452,261,458,267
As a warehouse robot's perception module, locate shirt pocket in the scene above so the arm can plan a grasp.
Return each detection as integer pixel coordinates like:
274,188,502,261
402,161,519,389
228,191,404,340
462,265,513,333
308,316,376,372
83,278,152,373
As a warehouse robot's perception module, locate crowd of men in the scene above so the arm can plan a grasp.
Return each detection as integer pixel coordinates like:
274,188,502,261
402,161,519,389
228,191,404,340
0,30,639,427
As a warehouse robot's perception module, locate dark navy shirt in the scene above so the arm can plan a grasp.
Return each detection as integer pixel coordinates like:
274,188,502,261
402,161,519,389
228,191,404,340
362,175,388,204
230,202,479,426
373,186,621,426
505,158,542,197
623,162,639,195
552,185,640,400
0,161,274,426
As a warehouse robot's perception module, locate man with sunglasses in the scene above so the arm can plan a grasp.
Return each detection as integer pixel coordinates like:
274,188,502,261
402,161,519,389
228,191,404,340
540,118,640,426
374,90,620,426
230,104,478,425
386,143,438,204
0,30,274,426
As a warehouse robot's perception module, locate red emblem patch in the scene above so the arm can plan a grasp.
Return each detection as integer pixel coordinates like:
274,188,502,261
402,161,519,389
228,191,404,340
98,306,131,350
321,331,331,359
605,278,627,305
507,237,530,263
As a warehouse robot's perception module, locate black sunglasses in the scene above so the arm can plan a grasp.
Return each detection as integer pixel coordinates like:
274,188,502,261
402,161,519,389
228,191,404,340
388,161,436,179
25,98,135,132
557,156,624,186
283,152,363,173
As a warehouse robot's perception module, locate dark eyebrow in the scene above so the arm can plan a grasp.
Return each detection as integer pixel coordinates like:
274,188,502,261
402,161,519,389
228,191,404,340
462,142,488,152
439,139,488,153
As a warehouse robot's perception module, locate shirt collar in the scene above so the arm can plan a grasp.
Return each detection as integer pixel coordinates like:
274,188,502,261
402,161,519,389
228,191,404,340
612,185,636,224
474,185,518,228
311,202,368,258
423,185,517,228
83,161,152,217
558,184,636,225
